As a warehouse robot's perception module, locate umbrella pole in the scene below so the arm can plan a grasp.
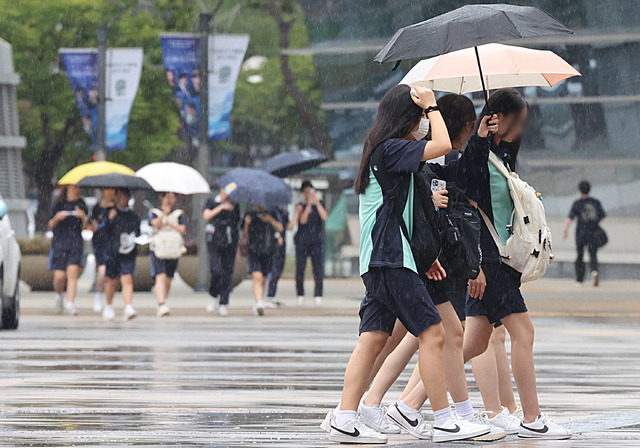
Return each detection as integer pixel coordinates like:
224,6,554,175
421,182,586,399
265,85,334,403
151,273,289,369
474,46,489,105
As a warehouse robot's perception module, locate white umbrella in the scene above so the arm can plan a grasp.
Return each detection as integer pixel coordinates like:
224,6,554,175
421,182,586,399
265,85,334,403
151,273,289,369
136,162,211,195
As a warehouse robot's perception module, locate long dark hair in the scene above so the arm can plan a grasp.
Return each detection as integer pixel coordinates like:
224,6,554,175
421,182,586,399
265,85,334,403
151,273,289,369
437,94,476,142
354,84,423,194
478,88,528,171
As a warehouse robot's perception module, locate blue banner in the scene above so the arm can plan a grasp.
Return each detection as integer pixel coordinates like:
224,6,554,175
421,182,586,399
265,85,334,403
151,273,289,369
59,48,143,152
159,34,249,141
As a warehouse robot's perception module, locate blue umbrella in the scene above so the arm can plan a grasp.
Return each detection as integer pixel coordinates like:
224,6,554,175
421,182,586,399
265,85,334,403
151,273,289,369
217,168,291,209
259,148,326,178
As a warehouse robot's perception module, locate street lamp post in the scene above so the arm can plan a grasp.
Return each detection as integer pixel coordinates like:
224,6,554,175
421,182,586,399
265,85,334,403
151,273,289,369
96,26,108,162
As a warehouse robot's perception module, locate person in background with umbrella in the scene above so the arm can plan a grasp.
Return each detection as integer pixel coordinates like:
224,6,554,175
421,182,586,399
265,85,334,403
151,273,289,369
266,204,289,308
149,192,186,318
48,184,89,315
90,188,115,314
289,180,327,306
459,88,571,439
242,205,284,316
203,185,240,317
101,188,140,321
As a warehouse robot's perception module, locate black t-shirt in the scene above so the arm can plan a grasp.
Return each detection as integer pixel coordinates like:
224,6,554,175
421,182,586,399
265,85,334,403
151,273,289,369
244,210,277,256
50,199,88,251
104,207,141,258
204,197,240,246
295,200,325,245
91,204,113,248
569,197,605,244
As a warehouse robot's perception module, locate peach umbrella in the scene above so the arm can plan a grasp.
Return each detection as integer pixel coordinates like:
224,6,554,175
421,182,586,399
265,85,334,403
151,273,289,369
401,43,581,95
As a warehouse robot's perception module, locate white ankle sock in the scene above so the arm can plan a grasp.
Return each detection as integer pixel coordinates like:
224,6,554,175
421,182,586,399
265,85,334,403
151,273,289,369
335,410,357,426
433,406,454,427
454,399,475,420
397,400,418,413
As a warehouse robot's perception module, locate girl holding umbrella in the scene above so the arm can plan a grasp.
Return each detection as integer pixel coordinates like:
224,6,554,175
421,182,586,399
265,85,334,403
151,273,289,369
90,188,115,314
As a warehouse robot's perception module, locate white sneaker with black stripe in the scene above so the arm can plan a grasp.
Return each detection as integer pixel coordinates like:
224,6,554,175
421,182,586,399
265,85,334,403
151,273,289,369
359,403,400,434
387,402,432,439
467,411,507,442
328,414,388,444
519,413,571,440
433,415,491,443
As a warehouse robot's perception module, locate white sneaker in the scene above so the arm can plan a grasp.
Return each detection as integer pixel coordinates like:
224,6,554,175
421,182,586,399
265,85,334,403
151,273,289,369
123,305,137,321
314,296,323,306
297,295,305,305
519,413,571,440
592,270,600,287
253,301,265,316
218,305,228,317
63,301,77,316
433,415,490,443
320,410,332,433
206,298,218,313
93,293,105,314
359,403,401,435
467,412,507,442
265,298,279,308
486,407,521,435
55,294,64,314
512,405,524,421
328,415,388,444
102,304,116,321
387,402,432,439
157,303,170,317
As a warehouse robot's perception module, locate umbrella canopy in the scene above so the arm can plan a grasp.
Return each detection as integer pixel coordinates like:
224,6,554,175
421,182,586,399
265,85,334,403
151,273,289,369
401,43,581,94
259,149,327,178
77,173,152,190
217,168,291,209
374,4,573,64
58,161,135,185
136,162,211,195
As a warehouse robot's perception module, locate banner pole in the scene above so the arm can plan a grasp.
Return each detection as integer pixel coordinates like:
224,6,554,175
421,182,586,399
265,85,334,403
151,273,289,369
96,26,107,162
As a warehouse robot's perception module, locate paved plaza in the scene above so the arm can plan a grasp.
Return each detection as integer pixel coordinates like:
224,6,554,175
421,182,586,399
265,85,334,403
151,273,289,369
1,278,639,447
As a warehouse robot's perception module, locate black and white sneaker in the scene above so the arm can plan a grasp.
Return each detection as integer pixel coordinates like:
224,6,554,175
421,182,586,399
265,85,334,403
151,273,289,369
329,415,388,444
519,413,571,440
386,402,432,439
433,416,491,443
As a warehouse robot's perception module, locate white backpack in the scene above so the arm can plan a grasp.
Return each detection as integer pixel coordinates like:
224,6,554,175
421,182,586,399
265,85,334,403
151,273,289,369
150,208,186,260
478,151,553,283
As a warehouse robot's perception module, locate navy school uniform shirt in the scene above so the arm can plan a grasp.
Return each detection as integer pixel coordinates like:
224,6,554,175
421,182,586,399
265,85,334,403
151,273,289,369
50,199,88,252
295,200,325,245
569,197,605,245
91,204,113,249
103,207,141,259
204,197,241,244
359,138,425,275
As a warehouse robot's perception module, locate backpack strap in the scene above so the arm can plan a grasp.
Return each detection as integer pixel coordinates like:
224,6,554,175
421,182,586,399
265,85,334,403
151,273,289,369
477,206,510,261
487,150,530,226
370,146,411,247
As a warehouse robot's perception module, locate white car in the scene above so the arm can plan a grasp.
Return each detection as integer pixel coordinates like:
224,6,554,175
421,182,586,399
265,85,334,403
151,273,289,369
0,194,20,330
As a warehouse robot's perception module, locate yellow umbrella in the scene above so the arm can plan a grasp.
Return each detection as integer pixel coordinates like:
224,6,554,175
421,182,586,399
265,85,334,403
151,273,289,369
58,161,135,185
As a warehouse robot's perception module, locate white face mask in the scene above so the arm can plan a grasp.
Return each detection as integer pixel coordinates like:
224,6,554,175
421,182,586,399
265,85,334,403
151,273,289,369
411,117,430,141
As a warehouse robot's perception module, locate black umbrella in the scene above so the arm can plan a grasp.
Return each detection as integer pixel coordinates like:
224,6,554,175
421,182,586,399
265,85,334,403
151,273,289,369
374,3,573,102
259,149,327,178
77,173,152,190
217,168,291,209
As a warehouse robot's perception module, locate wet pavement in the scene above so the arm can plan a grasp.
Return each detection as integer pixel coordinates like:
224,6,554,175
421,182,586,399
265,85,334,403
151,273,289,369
1,278,639,446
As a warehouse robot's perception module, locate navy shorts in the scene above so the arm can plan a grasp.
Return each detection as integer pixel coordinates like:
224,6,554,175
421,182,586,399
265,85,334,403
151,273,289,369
359,268,442,338
150,252,178,279
465,263,527,326
247,252,272,276
105,256,136,279
48,247,84,271
424,275,468,322
93,242,109,266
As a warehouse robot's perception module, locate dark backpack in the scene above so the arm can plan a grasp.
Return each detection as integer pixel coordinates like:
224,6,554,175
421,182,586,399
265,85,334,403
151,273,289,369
247,213,276,256
371,147,441,274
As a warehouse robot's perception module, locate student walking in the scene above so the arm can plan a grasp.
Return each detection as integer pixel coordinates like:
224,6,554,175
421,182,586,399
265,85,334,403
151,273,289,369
290,180,327,306
101,188,140,321
242,206,283,316
90,188,114,314
459,88,571,440
326,85,489,444
203,186,240,316
266,205,289,307
563,181,606,286
48,185,89,315
149,192,186,317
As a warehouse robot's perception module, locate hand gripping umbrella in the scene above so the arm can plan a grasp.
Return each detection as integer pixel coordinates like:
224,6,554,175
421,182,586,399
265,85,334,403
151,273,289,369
374,3,574,102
